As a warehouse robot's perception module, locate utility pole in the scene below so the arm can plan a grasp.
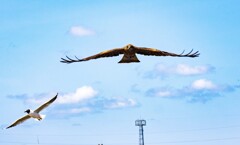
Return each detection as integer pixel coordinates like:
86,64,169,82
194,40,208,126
135,119,146,145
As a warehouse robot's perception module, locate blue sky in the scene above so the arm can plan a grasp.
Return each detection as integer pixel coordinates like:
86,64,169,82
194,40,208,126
1,0,240,145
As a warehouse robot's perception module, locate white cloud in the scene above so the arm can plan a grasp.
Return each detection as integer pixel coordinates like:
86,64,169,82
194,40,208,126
156,91,172,97
69,107,91,114
70,107,91,113
176,64,211,75
191,79,217,90
69,26,95,36
24,87,97,105
9,86,138,117
146,64,215,79
57,86,97,104
145,79,238,103
106,98,137,109
155,64,174,74
56,107,91,114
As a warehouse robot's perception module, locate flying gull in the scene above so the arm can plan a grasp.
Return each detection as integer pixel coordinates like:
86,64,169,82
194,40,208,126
6,93,58,129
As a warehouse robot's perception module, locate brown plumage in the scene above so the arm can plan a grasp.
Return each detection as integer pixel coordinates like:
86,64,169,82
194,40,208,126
61,44,200,63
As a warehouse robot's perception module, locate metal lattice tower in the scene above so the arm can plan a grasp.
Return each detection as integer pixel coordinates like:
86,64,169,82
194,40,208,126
135,119,146,145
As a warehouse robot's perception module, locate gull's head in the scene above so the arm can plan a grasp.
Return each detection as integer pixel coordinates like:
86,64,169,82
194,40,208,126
24,109,31,114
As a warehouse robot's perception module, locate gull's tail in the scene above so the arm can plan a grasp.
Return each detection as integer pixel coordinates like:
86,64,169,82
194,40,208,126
34,114,46,121
40,114,46,120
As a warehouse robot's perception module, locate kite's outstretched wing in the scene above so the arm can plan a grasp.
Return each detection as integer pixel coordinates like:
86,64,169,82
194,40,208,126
34,93,58,113
61,48,124,63
135,47,200,58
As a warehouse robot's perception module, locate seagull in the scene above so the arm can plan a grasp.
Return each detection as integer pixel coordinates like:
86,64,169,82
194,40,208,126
6,93,58,129
60,44,200,63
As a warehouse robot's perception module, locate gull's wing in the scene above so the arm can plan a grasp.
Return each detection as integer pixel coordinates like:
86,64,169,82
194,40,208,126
60,48,124,63
34,93,58,113
6,115,31,129
135,47,200,58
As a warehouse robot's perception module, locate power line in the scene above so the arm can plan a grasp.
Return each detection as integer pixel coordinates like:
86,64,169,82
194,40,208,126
147,136,240,144
146,124,240,134
0,136,240,145
1,124,240,137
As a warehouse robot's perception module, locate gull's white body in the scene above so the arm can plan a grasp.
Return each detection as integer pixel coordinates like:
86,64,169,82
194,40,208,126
28,110,45,121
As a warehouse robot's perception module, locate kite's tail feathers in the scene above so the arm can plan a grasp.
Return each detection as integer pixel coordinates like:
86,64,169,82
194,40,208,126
118,54,140,63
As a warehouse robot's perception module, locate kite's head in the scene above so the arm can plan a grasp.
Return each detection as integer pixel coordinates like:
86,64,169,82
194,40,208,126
126,44,134,51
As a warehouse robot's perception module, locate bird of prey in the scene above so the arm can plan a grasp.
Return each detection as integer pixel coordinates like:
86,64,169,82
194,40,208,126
6,93,58,129
60,44,200,63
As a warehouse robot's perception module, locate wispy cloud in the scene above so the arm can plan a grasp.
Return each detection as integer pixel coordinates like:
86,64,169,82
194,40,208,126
69,26,95,36
144,64,215,79
54,107,92,115
48,96,138,118
7,86,138,118
104,98,137,109
146,79,238,103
